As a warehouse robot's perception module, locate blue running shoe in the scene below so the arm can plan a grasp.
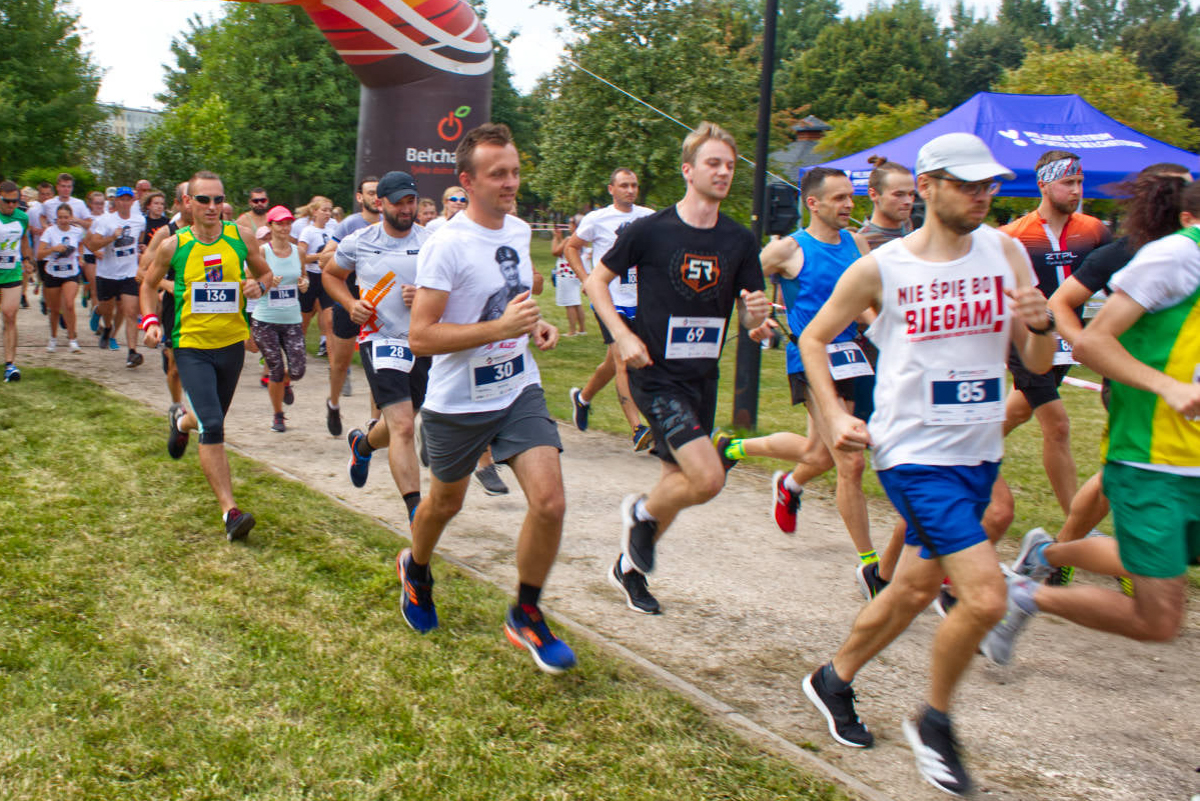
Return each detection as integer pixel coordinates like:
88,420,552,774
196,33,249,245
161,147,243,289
4,363,20,383
396,549,437,633
89,308,100,332
504,604,577,674
108,335,119,351
569,387,589,431
347,428,372,487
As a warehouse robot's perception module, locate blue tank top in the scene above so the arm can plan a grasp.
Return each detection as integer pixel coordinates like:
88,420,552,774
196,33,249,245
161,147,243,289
780,228,861,374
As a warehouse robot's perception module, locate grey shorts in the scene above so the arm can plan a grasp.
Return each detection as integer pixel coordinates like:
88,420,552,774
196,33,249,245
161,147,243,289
420,384,562,483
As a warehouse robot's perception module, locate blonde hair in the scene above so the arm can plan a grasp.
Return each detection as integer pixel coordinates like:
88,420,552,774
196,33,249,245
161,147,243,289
681,121,737,166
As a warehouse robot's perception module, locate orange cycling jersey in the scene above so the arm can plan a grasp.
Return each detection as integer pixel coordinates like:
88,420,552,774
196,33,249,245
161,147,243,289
1000,211,1111,298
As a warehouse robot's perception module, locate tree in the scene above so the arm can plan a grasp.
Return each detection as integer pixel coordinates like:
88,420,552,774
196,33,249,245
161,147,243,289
0,0,103,177
1120,16,1200,127
814,99,943,159
996,43,1200,149
1056,0,1185,48
776,0,841,64
531,0,761,215
777,0,952,120
948,21,1027,104
998,0,1059,44
141,95,234,193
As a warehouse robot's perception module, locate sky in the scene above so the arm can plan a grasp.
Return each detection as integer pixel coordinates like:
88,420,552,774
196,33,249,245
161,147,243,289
70,0,996,110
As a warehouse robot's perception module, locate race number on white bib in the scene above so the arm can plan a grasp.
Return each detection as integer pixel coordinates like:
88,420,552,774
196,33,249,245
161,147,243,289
924,367,1005,426
266,286,299,308
0,254,15,267
190,281,240,314
48,260,75,276
372,338,415,373
1052,335,1078,367
469,348,526,402
664,316,724,359
826,341,874,380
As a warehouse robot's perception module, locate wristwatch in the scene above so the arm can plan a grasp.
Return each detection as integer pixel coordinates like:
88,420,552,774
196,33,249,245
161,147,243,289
1026,309,1056,335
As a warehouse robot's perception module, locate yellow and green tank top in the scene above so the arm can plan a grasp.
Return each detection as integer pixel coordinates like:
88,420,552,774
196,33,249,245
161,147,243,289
1104,228,1200,468
169,222,251,349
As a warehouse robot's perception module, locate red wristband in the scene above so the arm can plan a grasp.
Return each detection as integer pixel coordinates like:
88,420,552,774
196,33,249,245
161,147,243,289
140,314,159,331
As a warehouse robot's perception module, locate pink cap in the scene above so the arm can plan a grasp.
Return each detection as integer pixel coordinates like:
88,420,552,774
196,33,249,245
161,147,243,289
255,225,270,241
265,205,294,223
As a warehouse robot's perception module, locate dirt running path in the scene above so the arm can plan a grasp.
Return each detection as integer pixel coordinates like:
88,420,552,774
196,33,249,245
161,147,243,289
12,306,1200,801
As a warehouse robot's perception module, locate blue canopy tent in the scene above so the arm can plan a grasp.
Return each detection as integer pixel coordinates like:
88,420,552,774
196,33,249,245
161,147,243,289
807,92,1198,197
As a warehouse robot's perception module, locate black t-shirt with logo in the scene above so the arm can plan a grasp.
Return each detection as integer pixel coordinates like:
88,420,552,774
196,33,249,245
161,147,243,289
602,205,764,384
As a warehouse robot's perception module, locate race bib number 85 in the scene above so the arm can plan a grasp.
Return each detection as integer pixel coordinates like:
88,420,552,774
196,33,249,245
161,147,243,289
924,367,1005,426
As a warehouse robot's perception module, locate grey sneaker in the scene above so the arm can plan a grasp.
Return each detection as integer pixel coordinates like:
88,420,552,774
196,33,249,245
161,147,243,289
1011,527,1054,581
474,463,509,495
979,567,1035,666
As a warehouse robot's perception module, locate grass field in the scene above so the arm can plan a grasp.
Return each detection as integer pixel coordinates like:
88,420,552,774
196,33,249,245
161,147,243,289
0,370,846,801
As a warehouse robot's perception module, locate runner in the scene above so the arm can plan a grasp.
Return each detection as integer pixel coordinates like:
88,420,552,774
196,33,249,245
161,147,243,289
235,188,270,232
1025,164,1193,587
797,133,1053,796
589,123,770,615
403,123,577,673
326,171,429,526
997,151,1112,521
141,190,169,244
298,196,336,368
250,205,308,432
320,176,382,432
982,177,1200,669
416,197,437,227
85,186,146,366
423,185,466,234
552,216,586,336
723,167,880,596
140,170,273,541
138,182,192,413
1,181,33,382
565,168,654,449
858,156,916,249
36,204,84,353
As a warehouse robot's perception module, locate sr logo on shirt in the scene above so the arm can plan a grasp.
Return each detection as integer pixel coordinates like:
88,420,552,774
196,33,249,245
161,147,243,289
679,252,720,293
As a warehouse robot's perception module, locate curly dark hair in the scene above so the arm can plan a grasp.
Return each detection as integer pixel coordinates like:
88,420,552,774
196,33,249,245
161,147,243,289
1119,171,1189,251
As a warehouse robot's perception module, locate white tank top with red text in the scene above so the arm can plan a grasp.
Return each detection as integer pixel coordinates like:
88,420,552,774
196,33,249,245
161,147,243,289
865,225,1015,470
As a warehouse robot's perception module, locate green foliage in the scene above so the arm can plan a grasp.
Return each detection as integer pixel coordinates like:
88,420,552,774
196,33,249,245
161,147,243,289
153,4,359,211
814,99,942,159
776,0,841,64
1121,17,1200,127
996,42,1200,149
998,0,1060,44
14,165,100,198
531,0,761,216
947,20,1028,105
0,0,104,177
1055,0,1186,48
777,0,952,120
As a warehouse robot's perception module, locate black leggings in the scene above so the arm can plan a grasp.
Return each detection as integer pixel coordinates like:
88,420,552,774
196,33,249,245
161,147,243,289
250,318,306,384
175,343,245,444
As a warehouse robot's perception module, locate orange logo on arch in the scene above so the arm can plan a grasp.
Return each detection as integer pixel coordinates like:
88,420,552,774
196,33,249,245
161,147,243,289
680,253,719,292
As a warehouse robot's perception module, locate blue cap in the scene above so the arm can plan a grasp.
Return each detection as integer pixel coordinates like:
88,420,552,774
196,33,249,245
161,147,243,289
114,186,134,198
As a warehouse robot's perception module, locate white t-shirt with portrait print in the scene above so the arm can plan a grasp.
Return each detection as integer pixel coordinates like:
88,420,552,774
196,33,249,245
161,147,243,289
38,225,84,277
300,223,338,274
38,196,91,230
91,212,145,279
415,212,541,414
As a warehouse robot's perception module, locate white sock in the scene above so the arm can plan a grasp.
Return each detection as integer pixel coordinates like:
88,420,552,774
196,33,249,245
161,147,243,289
634,498,656,523
784,474,803,493
327,399,339,410
620,554,640,574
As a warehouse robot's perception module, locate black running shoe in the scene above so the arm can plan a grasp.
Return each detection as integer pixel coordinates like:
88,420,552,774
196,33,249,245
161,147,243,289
167,405,189,459
620,494,658,574
933,585,957,618
326,399,343,437
856,560,889,601
283,383,294,405
902,707,972,796
802,666,874,748
98,326,111,350
569,387,589,431
126,350,144,368
607,556,661,614
224,507,256,542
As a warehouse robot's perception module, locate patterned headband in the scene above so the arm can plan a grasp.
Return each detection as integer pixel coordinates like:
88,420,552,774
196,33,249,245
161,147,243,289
1036,158,1082,184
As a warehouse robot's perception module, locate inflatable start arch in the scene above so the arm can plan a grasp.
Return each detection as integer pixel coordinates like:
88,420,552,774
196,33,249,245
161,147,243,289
236,0,494,198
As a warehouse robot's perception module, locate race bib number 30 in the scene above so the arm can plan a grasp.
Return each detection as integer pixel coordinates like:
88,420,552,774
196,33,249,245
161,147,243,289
826,341,874,380
469,349,526,402
924,367,1005,426
190,281,240,314
267,286,299,308
665,316,724,359
372,338,414,373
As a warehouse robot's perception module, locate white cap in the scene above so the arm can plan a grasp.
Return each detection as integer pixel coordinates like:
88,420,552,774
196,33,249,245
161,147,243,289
914,133,1015,182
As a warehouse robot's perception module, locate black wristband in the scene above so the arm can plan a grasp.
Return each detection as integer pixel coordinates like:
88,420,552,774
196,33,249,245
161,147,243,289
1026,309,1056,335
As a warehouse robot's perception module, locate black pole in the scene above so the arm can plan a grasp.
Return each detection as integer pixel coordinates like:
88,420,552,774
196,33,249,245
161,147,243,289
732,0,778,431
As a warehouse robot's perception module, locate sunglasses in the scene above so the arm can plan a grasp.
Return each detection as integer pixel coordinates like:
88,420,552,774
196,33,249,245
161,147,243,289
250,198,268,203
0,196,18,204
447,196,467,203
192,195,226,206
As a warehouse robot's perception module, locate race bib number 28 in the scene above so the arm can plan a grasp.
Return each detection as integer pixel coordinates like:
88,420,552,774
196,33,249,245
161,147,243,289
372,338,414,373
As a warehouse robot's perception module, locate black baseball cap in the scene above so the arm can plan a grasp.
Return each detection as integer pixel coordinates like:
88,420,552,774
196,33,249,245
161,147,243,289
377,171,419,202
